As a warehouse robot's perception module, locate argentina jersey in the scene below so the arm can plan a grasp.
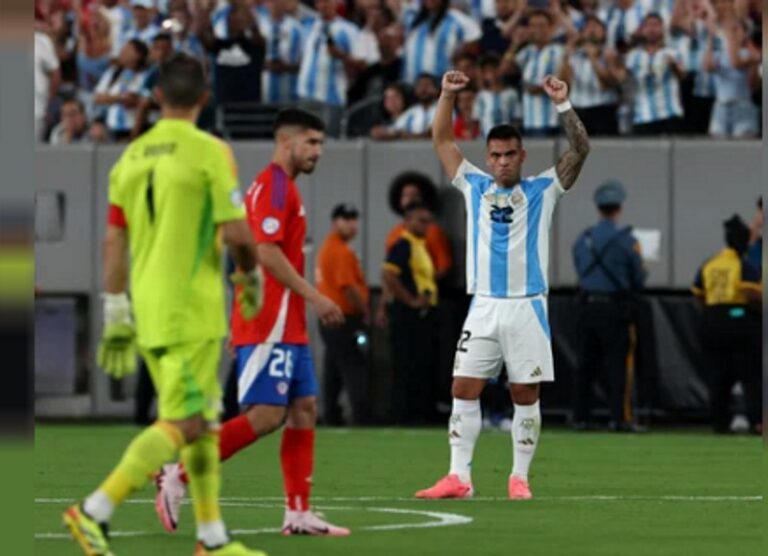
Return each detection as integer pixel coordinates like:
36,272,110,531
599,0,647,49
402,9,481,84
258,14,303,103
297,18,361,106
393,103,437,134
95,66,148,132
516,43,564,130
568,51,619,108
475,89,521,137
452,159,565,298
625,46,684,124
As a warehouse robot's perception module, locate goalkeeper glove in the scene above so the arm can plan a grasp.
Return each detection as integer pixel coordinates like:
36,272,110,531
231,266,265,321
96,292,137,379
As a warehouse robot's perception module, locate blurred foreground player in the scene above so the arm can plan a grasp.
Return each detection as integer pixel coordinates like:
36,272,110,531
155,109,351,536
416,70,590,500
64,54,267,556
692,215,762,435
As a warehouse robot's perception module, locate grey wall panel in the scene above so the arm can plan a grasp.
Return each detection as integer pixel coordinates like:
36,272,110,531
555,140,673,288
364,141,443,285
34,147,96,292
230,142,274,193
671,141,761,288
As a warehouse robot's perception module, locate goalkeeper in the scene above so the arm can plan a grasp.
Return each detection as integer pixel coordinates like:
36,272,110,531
63,54,266,556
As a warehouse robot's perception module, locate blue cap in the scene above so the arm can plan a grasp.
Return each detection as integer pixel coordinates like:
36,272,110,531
593,180,627,207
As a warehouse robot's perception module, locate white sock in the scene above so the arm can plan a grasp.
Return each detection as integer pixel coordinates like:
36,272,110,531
83,490,114,523
511,401,541,482
197,520,229,547
448,398,482,483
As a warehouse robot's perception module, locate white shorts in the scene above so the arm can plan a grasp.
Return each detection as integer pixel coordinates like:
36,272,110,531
453,295,554,384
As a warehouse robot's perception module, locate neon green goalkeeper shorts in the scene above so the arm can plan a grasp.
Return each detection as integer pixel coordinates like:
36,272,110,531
140,339,223,423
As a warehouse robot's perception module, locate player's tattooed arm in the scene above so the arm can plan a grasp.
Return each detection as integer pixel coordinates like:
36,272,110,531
556,108,590,190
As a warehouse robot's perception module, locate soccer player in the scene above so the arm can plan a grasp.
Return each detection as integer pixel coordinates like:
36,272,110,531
155,109,351,536
63,54,266,556
415,70,590,500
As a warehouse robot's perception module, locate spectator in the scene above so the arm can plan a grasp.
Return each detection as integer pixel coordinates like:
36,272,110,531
370,82,412,140
166,0,207,63
475,52,521,137
480,0,525,56
558,15,621,136
401,0,481,84
76,3,113,106
35,19,61,141
316,204,371,426
392,72,439,138
132,33,175,138
609,13,686,135
453,85,481,140
703,19,761,138
568,0,600,32
87,118,113,143
119,0,161,55
572,181,647,432
49,98,91,145
101,0,133,54
502,9,565,136
382,202,440,425
198,1,265,105
453,51,480,89
692,215,762,435
746,197,762,272
297,0,378,135
93,38,150,141
599,0,661,52
258,0,304,104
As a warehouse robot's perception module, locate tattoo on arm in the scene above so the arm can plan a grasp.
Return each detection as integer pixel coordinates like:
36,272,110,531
556,109,590,190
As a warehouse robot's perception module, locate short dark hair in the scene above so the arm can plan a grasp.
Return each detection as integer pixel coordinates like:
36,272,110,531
273,109,325,135
486,124,523,145
157,53,206,108
724,215,750,254
388,171,439,215
526,9,553,25
61,97,85,113
403,201,431,217
415,73,439,88
643,12,664,25
598,204,621,217
479,53,501,69
154,32,173,45
583,14,606,30
127,38,150,69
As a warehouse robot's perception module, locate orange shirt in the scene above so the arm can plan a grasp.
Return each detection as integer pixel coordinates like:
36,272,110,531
316,231,370,316
385,222,453,276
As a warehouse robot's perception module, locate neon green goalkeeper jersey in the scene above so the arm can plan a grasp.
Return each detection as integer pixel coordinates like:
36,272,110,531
108,119,246,348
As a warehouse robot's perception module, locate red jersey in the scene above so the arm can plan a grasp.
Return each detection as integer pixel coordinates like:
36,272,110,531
231,163,308,345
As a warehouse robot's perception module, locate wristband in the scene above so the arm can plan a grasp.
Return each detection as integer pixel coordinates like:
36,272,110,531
103,292,132,325
555,100,572,113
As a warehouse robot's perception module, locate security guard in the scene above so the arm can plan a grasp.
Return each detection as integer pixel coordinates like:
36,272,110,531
572,180,647,432
692,215,762,435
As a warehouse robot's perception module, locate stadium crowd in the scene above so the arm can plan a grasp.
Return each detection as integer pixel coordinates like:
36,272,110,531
35,0,763,143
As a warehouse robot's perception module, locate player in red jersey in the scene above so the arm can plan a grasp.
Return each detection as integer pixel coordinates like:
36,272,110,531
155,109,349,536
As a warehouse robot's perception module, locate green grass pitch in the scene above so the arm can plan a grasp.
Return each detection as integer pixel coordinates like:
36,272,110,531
35,425,761,556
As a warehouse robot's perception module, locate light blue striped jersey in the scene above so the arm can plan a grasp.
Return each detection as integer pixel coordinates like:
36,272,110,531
598,0,648,49
516,43,565,130
691,22,717,97
297,18,365,106
470,0,496,20
567,50,620,108
94,66,148,132
452,159,566,298
474,89,521,137
711,43,753,102
625,46,684,124
393,102,437,134
258,14,304,103
402,9,481,84
175,34,206,61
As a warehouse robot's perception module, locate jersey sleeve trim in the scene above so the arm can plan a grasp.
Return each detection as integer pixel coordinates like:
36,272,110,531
107,204,127,228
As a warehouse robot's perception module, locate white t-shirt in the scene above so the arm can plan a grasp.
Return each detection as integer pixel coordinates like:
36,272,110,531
35,31,60,120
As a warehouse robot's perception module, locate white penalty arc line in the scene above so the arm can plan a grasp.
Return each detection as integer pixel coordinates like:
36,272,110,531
35,504,472,540
35,495,763,505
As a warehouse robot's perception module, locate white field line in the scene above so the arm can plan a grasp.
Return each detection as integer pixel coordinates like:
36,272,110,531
36,504,472,540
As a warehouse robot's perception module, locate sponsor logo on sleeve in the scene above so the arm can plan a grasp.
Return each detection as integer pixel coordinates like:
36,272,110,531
230,189,244,208
262,217,280,235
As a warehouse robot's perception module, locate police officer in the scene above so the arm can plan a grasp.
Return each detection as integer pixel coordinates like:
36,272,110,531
572,180,647,432
692,216,762,435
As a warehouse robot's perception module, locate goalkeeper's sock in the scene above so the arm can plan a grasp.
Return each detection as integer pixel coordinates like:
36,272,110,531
179,414,258,484
85,421,184,522
182,429,228,547
511,401,541,481
448,398,481,484
281,427,314,511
